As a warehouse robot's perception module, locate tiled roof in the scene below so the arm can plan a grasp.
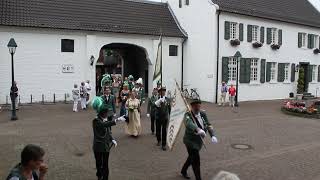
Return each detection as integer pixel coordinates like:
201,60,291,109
212,0,320,28
0,0,186,38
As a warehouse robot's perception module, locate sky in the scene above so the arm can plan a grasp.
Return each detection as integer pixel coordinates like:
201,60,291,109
309,0,320,12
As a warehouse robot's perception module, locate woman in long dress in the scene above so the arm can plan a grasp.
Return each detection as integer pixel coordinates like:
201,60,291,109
125,91,142,137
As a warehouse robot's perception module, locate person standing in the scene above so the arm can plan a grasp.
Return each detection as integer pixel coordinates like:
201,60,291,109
147,88,158,135
6,144,48,180
10,81,18,110
96,75,102,95
80,82,88,110
85,80,92,104
219,82,228,106
155,86,171,151
133,78,145,105
101,87,116,122
128,75,135,91
112,77,121,107
92,96,126,180
228,84,236,107
119,83,130,116
180,99,218,180
125,91,142,137
72,84,80,112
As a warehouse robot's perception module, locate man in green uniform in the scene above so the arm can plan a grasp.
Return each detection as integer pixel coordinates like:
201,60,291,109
147,88,158,135
155,86,171,151
128,75,135,91
92,96,126,180
180,99,218,180
101,87,116,122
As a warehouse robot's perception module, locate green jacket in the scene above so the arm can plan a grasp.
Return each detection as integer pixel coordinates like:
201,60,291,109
101,95,116,117
155,97,171,120
6,163,39,180
92,117,116,152
183,111,215,150
147,95,158,116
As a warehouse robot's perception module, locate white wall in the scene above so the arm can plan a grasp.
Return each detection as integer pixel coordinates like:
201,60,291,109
167,0,218,102
0,26,183,104
218,12,320,102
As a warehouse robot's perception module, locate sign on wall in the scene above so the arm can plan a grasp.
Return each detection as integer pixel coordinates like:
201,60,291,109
62,64,74,73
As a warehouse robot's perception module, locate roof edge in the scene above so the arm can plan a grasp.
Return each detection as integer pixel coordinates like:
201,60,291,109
167,3,188,38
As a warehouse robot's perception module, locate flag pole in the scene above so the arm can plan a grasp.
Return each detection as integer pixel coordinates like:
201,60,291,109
160,29,163,98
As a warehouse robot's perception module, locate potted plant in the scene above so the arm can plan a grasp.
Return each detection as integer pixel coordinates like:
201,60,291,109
296,68,304,100
271,44,281,50
252,42,263,48
230,39,240,46
313,48,320,54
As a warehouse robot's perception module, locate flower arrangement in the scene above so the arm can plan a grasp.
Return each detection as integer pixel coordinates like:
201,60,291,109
271,44,281,50
230,39,240,46
252,42,263,48
283,100,318,114
313,48,320,54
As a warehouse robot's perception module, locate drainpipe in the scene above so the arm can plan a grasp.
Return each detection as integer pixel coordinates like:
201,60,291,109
181,37,187,90
215,10,221,103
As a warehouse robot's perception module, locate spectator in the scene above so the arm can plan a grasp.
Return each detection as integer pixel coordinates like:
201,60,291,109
219,82,228,106
85,80,92,104
10,81,19,110
72,84,80,112
80,82,88,110
96,75,102,95
6,144,48,180
228,84,236,107
212,171,240,180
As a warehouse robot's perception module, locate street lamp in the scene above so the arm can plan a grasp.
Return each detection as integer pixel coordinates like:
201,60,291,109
234,51,242,107
7,38,18,120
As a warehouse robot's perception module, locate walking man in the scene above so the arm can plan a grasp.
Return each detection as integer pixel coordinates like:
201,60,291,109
155,86,171,151
180,98,218,180
72,84,80,112
101,87,116,122
80,82,88,110
219,82,228,106
147,88,158,135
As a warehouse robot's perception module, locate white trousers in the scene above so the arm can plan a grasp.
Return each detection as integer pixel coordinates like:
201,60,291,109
219,92,227,105
80,97,87,109
229,96,235,106
73,99,79,112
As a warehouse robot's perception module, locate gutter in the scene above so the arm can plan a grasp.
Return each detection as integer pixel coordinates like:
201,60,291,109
181,38,187,90
214,4,221,104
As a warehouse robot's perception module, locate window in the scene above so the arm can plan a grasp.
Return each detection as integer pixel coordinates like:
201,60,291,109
61,39,74,52
284,63,289,81
169,45,178,56
301,33,307,48
185,0,189,5
228,57,237,81
252,26,259,42
271,28,278,44
250,59,259,81
312,65,317,82
179,0,182,8
230,22,238,40
270,62,277,81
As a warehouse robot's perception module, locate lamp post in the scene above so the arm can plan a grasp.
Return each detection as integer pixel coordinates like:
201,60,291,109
234,51,242,107
7,38,18,120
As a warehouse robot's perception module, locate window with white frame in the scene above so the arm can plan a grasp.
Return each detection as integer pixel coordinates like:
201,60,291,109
230,22,238,40
312,65,317,82
301,33,307,48
252,26,259,42
271,28,278,44
270,62,277,81
284,63,290,81
314,35,319,49
250,59,259,81
228,57,237,81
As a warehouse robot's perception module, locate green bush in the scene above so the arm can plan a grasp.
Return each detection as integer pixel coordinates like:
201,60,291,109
297,68,305,94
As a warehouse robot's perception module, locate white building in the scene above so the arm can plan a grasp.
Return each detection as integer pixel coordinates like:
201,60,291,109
0,0,187,104
167,0,320,102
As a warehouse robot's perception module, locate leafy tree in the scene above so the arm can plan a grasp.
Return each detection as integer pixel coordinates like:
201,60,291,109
297,68,305,94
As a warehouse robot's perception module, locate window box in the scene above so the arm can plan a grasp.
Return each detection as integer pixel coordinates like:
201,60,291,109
313,48,320,54
252,42,263,48
271,44,281,50
230,39,240,46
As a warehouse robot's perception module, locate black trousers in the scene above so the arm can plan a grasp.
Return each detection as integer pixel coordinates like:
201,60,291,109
181,146,201,180
150,113,156,133
94,152,110,180
156,118,168,146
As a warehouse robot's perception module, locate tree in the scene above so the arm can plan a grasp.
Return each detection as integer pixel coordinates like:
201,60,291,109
297,68,305,94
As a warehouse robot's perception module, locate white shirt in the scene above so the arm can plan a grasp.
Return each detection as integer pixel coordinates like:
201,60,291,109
85,82,92,94
195,112,204,129
155,96,166,107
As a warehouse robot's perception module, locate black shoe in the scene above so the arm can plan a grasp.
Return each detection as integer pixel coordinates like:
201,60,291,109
181,172,191,179
162,146,167,151
157,142,161,146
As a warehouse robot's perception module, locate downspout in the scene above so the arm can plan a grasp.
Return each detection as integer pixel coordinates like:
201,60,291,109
181,38,187,90
215,9,221,103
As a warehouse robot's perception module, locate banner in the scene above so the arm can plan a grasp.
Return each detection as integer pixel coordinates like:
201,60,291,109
167,82,188,150
153,35,162,86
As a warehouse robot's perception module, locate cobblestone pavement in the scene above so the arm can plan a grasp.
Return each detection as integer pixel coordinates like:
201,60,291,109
1,100,320,180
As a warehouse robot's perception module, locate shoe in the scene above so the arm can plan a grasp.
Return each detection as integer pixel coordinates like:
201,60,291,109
181,171,191,179
157,142,161,146
162,146,167,151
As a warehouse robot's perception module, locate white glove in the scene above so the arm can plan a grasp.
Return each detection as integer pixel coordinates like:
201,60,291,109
196,129,206,138
115,116,126,123
146,114,150,118
112,140,117,147
161,97,166,103
211,136,218,144
143,101,145,104
113,114,117,117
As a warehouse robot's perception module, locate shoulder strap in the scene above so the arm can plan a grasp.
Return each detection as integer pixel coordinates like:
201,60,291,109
190,111,203,129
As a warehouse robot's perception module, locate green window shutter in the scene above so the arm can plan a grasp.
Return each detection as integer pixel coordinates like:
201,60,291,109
222,57,229,83
278,29,282,45
298,33,302,48
260,59,266,83
239,23,244,41
308,65,313,82
224,21,230,40
311,34,315,49
260,27,265,43
308,34,313,49
247,25,253,42
277,63,285,82
239,58,251,83
318,65,320,82
291,63,296,82
266,62,271,82
267,28,272,44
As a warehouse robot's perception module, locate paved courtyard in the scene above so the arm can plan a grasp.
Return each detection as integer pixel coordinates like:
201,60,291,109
1,100,320,180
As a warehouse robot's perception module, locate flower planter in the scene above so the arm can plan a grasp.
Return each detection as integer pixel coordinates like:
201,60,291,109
313,48,320,54
296,94,303,100
271,44,281,50
252,42,263,48
230,39,240,46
